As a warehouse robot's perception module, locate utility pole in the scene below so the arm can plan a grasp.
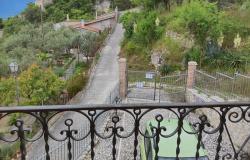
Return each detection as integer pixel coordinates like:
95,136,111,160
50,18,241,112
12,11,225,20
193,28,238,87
40,0,44,48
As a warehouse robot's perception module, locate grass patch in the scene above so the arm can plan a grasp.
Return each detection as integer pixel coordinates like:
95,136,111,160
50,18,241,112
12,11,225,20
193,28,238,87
120,40,154,70
0,142,19,160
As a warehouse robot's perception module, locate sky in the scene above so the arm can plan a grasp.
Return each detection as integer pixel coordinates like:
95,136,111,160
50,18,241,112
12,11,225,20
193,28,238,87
0,0,35,19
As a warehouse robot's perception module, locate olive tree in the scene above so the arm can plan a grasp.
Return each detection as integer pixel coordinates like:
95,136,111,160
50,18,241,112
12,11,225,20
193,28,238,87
79,32,98,63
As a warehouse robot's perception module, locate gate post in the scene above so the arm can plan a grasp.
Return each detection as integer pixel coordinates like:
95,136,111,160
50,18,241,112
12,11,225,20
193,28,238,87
119,58,128,99
187,61,197,89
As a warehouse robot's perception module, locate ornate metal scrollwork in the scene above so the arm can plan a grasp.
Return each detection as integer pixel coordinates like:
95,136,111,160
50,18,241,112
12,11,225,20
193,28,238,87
11,119,31,160
150,114,166,160
0,102,249,160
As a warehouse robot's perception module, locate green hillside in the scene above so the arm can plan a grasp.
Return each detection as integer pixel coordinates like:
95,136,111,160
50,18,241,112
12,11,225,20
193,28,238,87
120,0,250,74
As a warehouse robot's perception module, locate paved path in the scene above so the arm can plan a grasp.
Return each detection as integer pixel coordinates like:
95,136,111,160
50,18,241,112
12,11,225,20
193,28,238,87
27,23,124,160
81,23,124,104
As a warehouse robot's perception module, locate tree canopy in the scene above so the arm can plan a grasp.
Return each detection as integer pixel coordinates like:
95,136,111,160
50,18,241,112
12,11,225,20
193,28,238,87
0,64,65,106
0,77,16,106
131,0,171,10
0,22,98,75
19,64,65,105
3,17,28,36
22,3,42,24
45,0,95,22
111,0,133,10
0,18,3,29
0,0,108,105
121,0,250,72
120,11,164,45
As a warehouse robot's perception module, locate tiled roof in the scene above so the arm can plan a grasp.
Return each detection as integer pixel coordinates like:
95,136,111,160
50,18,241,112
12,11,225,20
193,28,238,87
73,25,101,33
85,13,116,25
66,12,116,33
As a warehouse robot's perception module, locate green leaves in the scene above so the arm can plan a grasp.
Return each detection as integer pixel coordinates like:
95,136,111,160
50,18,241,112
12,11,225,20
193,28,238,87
120,11,164,45
169,1,220,46
185,47,202,65
66,63,88,98
45,0,95,22
120,11,165,71
43,28,73,57
1,23,86,70
132,0,172,10
79,32,97,55
120,12,138,38
22,3,42,24
1,64,64,106
0,77,16,106
167,1,249,49
111,0,133,10
18,64,65,105
3,17,28,36
0,18,3,29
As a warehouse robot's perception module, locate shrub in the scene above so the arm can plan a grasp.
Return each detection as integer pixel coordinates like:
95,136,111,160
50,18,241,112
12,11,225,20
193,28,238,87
19,64,65,105
66,63,89,98
168,1,221,46
153,36,185,67
160,64,181,75
123,41,144,56
133,11,164,45
74,63,89,74
111,0,133,10
0,77,16,106
184,47,202,66
120,12,139,38
120,11,164,45
66,73,88,98
53,66,65,77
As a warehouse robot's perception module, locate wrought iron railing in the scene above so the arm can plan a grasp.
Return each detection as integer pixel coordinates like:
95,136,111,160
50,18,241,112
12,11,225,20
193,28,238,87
127,70,187,102
195,70,250,100
0,102,250,160
23,84,120,160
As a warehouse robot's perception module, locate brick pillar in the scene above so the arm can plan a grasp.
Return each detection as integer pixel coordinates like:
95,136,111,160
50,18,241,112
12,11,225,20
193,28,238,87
119,58,127,99
187,61,197,88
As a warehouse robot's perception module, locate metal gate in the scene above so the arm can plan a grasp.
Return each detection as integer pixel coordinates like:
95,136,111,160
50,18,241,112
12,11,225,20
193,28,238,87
127,70,187,102
127,70,158,101
159,73,187,103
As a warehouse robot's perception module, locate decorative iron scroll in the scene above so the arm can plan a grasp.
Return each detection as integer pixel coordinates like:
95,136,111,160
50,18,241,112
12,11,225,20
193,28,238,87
0,102,250,160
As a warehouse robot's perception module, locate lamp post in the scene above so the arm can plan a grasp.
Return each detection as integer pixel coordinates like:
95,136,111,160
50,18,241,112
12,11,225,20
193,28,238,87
153,56,162,101
9,62,20,105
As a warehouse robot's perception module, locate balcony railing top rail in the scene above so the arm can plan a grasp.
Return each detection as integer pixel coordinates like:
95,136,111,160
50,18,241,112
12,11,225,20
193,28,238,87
0,102,250,112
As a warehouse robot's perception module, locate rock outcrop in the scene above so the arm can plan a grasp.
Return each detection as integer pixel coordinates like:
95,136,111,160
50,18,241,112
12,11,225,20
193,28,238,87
35,0,53,8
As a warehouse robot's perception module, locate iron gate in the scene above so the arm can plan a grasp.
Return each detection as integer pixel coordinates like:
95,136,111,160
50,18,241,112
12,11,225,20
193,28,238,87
127,70,158,101
127,70,187,102
159,73,187,103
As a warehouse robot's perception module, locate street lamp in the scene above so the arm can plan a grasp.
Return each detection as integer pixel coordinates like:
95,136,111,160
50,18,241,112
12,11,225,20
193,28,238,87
9,62,20,105
153,56,162,101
